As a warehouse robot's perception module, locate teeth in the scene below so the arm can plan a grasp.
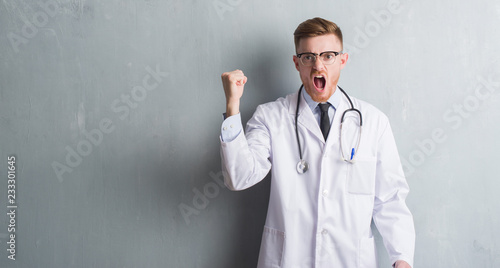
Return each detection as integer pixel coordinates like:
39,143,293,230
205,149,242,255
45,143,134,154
315,75,323,78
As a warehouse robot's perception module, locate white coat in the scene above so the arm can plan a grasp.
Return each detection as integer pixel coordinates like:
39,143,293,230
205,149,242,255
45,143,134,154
220,91,415,268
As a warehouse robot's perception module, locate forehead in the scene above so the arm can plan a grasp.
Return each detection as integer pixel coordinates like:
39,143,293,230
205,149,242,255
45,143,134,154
297,34,342,53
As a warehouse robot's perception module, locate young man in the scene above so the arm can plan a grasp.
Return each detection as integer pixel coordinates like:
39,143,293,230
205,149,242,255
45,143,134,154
219,17,415,268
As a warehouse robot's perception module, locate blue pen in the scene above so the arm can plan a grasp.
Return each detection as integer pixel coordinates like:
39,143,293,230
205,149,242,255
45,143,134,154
350,148,355,160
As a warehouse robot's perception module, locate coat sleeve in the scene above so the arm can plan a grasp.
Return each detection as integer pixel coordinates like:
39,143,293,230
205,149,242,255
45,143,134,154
220,105,272,191
372,118,416,267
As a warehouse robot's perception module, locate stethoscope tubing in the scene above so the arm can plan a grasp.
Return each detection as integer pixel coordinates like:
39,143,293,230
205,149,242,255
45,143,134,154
295,84,362,173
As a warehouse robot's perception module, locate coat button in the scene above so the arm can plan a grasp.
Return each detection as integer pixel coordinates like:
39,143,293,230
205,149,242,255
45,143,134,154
321,229,328,235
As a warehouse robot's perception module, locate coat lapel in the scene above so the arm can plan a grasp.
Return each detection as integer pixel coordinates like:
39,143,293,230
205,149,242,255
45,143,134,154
288,91,325,143
288,89,349,145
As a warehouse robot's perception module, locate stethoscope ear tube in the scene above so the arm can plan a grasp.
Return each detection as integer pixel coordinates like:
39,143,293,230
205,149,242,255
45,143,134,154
340,108,363,126
339,121,362,163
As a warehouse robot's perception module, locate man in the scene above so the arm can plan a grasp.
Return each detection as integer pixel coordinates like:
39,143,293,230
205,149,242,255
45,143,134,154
219,17,415,268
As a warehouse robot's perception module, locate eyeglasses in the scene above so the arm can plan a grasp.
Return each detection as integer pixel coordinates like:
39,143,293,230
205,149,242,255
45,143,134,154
296,51,341,66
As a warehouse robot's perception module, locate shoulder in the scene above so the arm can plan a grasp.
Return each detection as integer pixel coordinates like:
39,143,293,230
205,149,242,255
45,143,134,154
247,93,296,129
254,92,296,114
245,93,295,132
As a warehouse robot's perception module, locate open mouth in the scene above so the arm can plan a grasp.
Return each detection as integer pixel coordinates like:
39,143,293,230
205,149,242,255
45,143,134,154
313,75,326,90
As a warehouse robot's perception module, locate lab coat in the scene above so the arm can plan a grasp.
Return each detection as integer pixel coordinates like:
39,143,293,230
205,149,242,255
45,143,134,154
220,91,415,268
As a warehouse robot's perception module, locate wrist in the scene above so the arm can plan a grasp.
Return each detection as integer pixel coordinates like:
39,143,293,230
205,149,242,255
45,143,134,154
226,99,240,117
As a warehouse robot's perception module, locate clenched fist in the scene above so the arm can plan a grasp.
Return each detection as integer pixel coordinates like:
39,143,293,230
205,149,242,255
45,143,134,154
221,69,247,117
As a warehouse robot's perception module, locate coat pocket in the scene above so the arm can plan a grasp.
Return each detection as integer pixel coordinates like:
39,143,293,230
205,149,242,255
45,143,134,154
358,236,377,268
347,157,377,195
257,226,285,268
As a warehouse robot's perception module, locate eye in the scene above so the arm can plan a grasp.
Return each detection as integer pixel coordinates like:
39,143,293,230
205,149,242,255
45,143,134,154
323,53,334,60
304,55,314,61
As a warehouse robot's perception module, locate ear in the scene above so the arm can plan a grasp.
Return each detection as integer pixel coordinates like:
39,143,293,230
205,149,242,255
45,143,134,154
339,52,349,70
293,55,300,71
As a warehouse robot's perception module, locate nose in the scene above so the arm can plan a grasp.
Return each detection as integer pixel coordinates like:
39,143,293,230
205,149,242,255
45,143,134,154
312,56,325,71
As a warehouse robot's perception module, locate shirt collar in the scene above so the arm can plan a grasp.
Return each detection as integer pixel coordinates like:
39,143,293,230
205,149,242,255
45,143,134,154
302,85,341,111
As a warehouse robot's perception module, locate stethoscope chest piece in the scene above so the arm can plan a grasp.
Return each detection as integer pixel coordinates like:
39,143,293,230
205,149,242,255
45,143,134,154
296,159,309,174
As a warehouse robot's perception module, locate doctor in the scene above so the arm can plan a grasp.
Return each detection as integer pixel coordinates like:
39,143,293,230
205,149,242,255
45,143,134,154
219,17,415,268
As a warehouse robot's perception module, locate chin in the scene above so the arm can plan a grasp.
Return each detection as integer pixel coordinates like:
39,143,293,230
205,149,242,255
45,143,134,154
311,89,333,103
313,96,329,103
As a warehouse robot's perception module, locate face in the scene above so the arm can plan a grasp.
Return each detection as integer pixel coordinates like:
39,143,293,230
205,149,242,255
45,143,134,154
293,34,348,103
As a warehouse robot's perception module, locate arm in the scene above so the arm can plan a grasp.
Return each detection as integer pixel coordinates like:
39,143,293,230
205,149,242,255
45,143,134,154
219,70,272,191
372,120,416,267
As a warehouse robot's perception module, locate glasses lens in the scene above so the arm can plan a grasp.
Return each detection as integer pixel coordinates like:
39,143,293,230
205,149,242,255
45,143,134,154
300,54,316,66
300,52,338,66
321,52,337,65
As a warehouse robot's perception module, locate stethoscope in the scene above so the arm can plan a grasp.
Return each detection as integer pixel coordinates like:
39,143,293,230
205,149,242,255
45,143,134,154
295,84,363,174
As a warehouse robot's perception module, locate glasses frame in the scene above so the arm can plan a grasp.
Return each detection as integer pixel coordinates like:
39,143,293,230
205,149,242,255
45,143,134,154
296,51,341,66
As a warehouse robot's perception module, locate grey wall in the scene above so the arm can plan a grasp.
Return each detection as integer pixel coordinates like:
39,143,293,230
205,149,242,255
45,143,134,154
1,0,499,267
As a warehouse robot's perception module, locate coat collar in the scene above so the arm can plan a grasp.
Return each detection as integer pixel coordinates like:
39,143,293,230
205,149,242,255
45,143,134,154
288,88,348,145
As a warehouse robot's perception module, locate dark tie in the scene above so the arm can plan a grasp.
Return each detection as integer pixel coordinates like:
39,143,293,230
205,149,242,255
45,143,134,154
319,103,331,140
